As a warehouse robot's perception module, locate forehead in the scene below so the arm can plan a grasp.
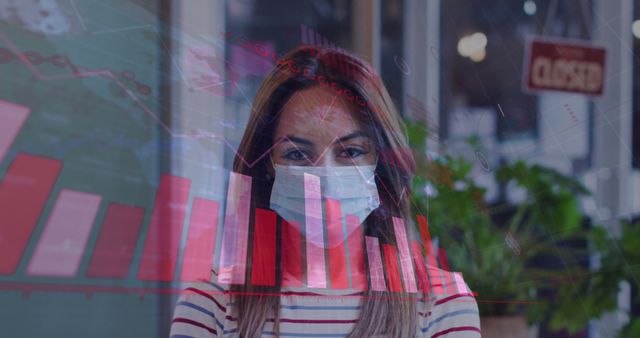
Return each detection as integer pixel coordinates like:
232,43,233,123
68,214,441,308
275,86,361,137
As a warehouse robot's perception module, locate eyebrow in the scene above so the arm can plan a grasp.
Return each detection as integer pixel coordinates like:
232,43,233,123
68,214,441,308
277,131,369,146
337,131,369,143
280,135,313,146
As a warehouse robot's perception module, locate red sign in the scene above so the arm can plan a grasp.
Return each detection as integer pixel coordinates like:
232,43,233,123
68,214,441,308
524,38,606,96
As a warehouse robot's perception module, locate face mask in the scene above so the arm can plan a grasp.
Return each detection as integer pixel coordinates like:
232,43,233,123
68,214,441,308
269,164,380,248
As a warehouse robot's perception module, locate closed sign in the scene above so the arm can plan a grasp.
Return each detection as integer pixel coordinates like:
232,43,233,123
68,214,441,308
524,38,606,96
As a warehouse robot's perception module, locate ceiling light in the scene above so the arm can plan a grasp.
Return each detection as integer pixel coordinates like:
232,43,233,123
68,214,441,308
632,20,640,39
469,48,486,62
457,32,488,59
523,0,537,16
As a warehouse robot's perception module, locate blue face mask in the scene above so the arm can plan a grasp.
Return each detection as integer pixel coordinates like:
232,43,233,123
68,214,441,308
269,164,380,248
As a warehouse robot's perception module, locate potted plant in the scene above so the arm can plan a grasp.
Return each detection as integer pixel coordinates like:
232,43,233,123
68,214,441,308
560,220,640,338
404,121,604,337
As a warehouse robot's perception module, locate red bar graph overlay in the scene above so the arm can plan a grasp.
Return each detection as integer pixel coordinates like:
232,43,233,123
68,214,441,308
179,198,219,282
345,215,367,291
438,247,455,295
282,219,303,287
304,172,327,288
0,153,62,274
326,199,348,289
453,272,471,294
410,240,432,295
137,174,192,282
0,100,29,165
392,217,418,293
382,244,404,292
251,208,277,286
87,203,144,279
27,189,102,277
365,236,386,292
417,215,443,295
217,172,252,285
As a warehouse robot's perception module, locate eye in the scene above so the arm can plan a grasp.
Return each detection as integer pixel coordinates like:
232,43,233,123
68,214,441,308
282,149,309,161
339,147,368,159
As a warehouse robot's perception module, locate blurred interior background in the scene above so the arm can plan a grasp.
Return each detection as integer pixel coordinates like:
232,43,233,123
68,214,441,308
0,0,638,337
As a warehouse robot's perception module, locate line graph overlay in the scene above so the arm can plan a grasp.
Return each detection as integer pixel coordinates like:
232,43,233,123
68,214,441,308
0,31,411,176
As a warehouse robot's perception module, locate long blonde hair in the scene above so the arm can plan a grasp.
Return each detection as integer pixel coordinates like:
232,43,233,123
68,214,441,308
230,45,419,337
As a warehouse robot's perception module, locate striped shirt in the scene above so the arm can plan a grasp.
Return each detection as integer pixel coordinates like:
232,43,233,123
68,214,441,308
170,268,480,338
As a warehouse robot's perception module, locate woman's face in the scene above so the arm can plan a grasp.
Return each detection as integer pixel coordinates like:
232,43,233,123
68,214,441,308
272,86,377,167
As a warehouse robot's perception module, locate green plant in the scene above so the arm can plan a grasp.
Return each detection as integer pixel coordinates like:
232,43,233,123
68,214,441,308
588,221,640,338
404,120,616,334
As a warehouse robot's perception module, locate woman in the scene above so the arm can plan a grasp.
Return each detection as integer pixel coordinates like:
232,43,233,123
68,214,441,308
170,45,480,337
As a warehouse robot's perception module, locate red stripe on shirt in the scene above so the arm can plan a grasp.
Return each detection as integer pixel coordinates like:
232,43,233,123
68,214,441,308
278,290,364,297
430,326,481,338
434,293,476,306
225,316,358,325
184,287,227,312
277,318,359,324
172,317,218,335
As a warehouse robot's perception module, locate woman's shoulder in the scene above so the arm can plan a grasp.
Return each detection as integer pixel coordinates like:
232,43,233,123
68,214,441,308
419,266,481,337
170,270,231,338
179,269,230,301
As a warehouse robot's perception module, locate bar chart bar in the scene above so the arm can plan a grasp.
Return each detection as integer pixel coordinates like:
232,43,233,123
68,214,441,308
453,272,471,294
0,153,62,274
382,244,404,292
345,215,367,291
416,215,443,295
427,265,446,296
438,247,455,295
0,100,29,165
180,198,219,282
326,199,348,289
137,174,192,282
365,236,386,292
27,189,102,277
410,240,432,295
282,219,303,287
251,208,277,286
392,217,418,293
217,172,252,285
87,203,144,279
304,172,327,288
